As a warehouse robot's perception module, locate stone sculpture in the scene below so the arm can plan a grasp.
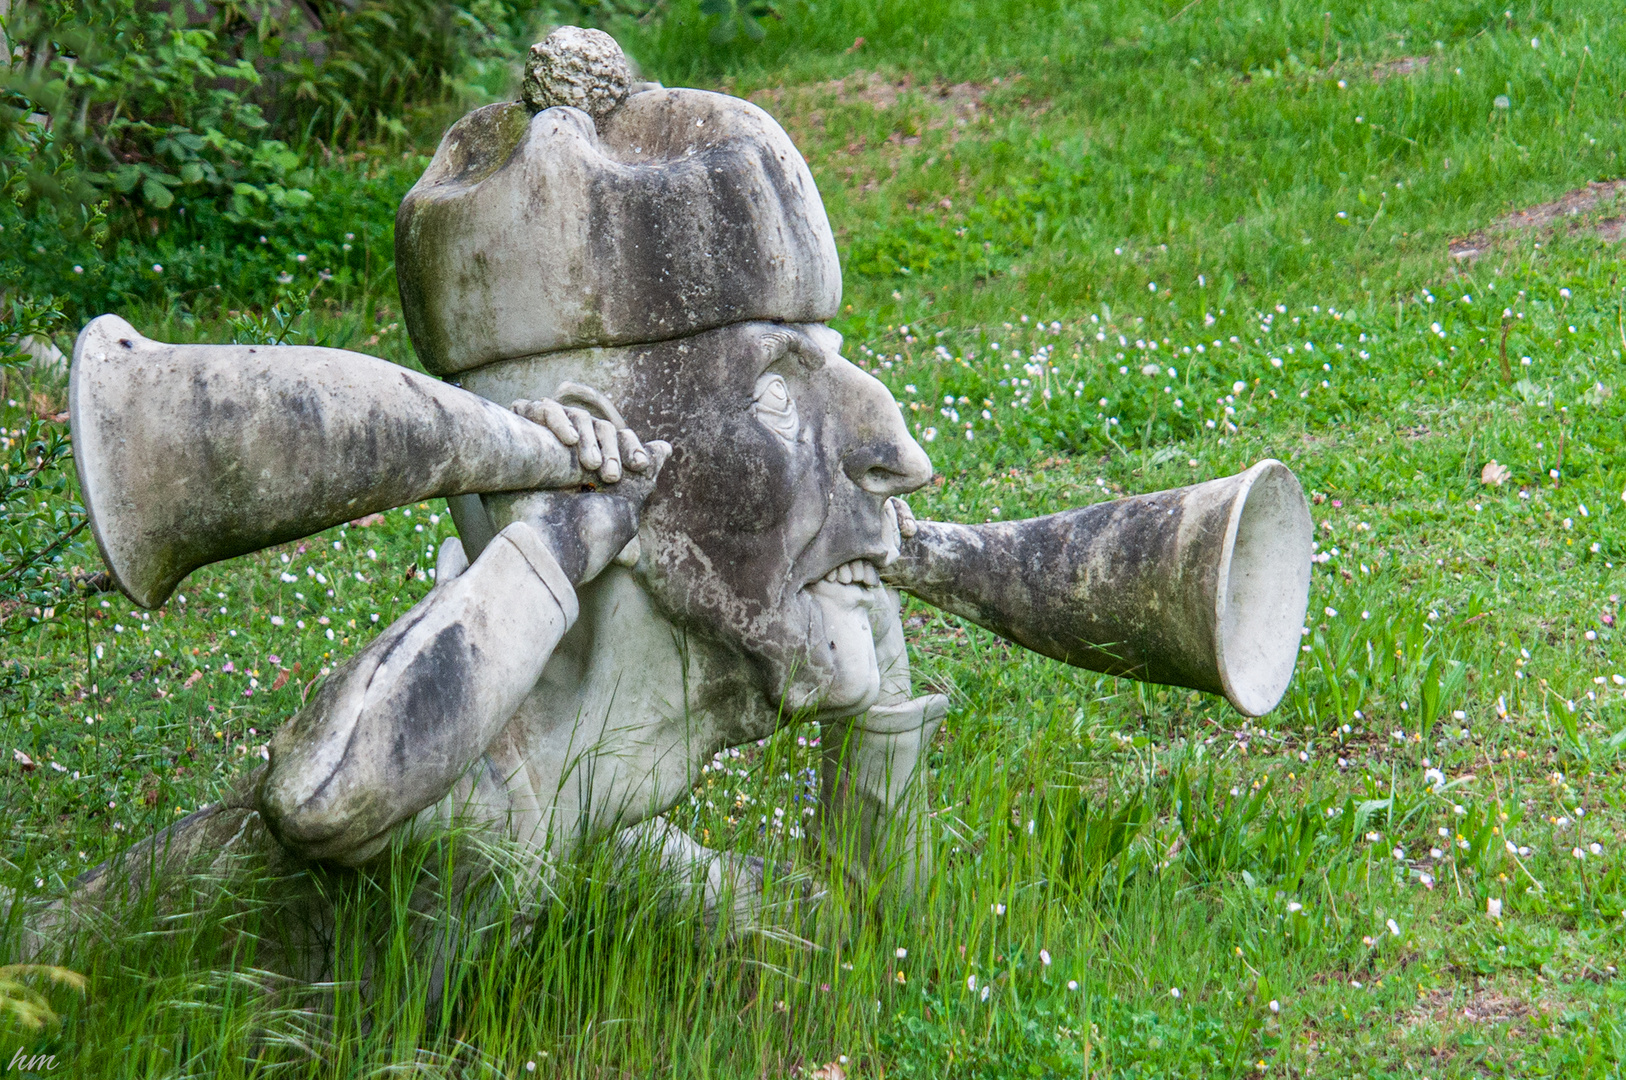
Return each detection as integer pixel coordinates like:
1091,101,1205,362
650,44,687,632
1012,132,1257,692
42,28,1313,953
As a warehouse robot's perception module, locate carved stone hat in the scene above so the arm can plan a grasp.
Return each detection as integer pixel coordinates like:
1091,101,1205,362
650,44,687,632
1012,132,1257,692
395,27,842,378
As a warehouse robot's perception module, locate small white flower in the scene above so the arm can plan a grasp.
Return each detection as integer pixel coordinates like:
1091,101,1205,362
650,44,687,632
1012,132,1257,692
1170,987,1181,998
1039,949,1051,966
1268,1000,1280,1013
991,902,1006,916
896,947,907,959
1487,897,1502,918
967,975,977,992
1387,918,1401,936
1590,842,1604,856
1067,980,1080,991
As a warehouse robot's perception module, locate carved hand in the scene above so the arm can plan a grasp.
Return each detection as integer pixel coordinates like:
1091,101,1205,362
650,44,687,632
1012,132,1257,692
878,496,918,568
511,396,651,485
498,439,671,586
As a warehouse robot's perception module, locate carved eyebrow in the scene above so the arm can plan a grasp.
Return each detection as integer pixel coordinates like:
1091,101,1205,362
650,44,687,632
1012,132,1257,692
758,328,824,374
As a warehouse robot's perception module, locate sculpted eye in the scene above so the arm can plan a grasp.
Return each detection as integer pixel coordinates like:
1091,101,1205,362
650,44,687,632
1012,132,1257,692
752,373,799,447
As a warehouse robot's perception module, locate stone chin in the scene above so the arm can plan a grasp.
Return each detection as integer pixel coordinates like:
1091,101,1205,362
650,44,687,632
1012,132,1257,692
777,576,888,718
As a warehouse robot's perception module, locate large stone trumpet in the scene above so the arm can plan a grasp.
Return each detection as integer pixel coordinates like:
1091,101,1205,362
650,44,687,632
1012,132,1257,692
69,315,584,609
884,460,1313,716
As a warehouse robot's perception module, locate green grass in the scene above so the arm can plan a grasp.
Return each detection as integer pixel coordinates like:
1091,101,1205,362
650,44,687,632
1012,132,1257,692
5,0,1626,1075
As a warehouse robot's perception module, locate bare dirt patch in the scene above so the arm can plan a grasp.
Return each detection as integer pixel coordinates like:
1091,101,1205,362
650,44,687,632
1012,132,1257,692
746,70,993,137
1450,180,1626,261
1418,984,1540,1028
1372,55,1432,81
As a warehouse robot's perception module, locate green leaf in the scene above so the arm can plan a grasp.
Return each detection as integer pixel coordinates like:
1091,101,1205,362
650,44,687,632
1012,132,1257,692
1420,656,1443,737
112,165,142,194
141,177,174,208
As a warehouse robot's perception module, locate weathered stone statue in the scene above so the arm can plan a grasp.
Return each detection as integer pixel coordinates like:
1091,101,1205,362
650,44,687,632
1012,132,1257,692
36,29,1313,958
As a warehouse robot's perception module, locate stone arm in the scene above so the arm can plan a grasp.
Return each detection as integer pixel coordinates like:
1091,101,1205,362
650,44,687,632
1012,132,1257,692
258,431,669,867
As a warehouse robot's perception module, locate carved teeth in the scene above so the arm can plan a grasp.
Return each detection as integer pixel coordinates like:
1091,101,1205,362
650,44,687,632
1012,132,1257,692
823,559,879,587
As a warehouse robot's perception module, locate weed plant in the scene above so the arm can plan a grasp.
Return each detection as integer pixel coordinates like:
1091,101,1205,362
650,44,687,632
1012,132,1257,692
4,0,1626,1075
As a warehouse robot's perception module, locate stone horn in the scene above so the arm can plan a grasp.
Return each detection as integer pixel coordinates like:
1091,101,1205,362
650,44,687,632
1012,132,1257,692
886,460,1313,716
69,315,585,610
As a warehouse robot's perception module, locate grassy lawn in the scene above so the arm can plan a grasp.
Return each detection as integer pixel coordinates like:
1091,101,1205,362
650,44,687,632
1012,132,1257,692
5,0,1626,1075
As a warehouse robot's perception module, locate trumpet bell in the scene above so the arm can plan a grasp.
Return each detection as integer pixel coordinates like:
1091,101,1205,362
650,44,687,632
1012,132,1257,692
887,460,1312,716
70,315,578,609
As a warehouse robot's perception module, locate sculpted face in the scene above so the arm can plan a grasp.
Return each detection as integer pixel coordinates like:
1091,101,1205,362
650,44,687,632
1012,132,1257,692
612,322,933,718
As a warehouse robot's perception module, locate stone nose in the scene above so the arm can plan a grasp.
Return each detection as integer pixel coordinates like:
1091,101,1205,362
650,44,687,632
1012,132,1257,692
840,371,934,496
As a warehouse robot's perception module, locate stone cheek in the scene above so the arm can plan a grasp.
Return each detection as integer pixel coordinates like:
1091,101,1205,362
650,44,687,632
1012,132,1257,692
395,89,841,377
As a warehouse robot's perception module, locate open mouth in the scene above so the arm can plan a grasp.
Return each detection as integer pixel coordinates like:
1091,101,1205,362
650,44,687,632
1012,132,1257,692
819,557,881,588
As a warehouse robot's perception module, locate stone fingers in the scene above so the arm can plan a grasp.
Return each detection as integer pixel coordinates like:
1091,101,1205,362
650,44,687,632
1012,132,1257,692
888,496,919,539
592,417,621,483
567,407,602,471
510,397,653,485
619,428,650,473
539,399,580,446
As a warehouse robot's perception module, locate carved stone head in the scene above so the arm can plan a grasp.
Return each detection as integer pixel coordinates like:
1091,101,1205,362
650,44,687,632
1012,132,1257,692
395,31,933,719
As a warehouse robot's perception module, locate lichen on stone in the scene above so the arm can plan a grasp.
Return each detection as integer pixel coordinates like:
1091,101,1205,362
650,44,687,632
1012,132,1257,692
522,26,631,121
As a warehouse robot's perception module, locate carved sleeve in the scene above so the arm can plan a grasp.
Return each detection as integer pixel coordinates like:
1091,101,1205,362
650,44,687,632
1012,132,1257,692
258,521,577,865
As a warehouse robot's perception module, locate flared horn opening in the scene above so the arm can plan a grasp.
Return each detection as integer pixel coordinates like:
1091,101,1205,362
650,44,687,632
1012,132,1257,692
1212,460,1313,716
883,458,1314,717
69,315,579,609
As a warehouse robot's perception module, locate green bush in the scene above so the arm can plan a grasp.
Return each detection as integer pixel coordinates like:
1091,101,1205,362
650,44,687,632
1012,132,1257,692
0,0,542,319
279,0,533,147
0,298,82,643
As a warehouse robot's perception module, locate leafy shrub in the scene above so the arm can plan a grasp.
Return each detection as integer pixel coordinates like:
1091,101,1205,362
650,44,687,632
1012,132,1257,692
0,298,83,640
2,0,306,237
279,0,532,147
0,0,537,318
